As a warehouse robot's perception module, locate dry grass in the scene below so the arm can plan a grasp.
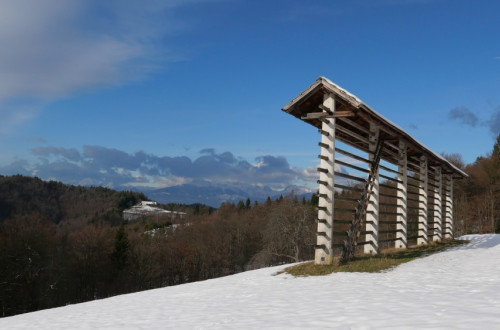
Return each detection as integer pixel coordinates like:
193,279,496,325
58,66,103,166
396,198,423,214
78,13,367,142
282,239,468,276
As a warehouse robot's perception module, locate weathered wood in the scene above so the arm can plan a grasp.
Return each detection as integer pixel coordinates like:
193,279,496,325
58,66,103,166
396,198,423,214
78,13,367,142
335,148,370,164
282,77,468,267
379,173,403,183
332,110,356,117
444,175,454,238
302,112,329,120
396,140,408,249
318,129,330,136
318,142,329,149
379,164,400,175
282,77,468,179
417,156,429,245
364,124,380,255
317,179,328,186
334,183,364,192
335,171,367,183
339,127,383,263
318,104,333,113
336,125,368,145
335,159,370,174
315,93,336,265
338,117,369,134
433,166,443,242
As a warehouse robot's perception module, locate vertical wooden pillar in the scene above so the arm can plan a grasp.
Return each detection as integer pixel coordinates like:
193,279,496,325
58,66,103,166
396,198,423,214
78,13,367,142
433,166,443,242
444,175,454,239
364,123,380,254
396,140,407,249
315,93,335,265
417,155,428,245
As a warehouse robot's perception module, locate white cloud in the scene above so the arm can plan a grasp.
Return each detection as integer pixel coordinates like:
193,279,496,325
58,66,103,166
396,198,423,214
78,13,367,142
122,172,192,189
1,145,310,191
0,0,210,131
302,166,319,180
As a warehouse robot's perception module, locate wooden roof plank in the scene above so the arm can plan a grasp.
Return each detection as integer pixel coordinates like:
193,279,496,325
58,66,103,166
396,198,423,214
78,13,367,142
282,77,468,178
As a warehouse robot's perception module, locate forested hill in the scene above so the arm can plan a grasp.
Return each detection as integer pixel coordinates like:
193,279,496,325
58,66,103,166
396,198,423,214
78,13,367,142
0,175,318,317
0,175,147,227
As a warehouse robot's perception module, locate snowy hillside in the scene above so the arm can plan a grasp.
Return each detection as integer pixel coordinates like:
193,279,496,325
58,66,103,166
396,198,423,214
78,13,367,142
2,234,499,329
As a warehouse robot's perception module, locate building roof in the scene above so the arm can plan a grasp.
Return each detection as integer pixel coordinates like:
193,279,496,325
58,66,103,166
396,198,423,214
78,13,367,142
123,203,169,215
123,202,187,216
282,77,468,179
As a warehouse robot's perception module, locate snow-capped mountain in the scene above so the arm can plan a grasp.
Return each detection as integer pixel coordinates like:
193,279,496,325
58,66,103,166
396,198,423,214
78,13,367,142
143,181,313,207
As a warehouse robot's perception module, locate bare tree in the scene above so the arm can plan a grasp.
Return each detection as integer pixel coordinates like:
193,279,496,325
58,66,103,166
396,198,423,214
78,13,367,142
252,195,316,266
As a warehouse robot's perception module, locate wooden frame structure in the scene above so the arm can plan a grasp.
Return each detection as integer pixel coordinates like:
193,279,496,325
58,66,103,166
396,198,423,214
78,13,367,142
282,77,467,265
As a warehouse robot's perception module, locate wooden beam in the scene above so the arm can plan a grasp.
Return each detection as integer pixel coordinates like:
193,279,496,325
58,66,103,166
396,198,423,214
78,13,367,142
301,110,355,120
433,167,443,242
301,112,328,120
338,117,369,134
396,140,408,249
444,175,454,239
336,125,368,145
417,156,429,246
333,110,356,117
318,104,334,113
364,123,380,255
315,93,336,266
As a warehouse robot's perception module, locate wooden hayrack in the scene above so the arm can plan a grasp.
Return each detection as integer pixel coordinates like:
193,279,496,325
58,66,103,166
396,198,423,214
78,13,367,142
282,77,467,265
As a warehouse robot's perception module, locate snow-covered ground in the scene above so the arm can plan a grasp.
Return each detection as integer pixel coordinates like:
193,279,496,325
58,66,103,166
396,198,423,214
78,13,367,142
2,234,500,329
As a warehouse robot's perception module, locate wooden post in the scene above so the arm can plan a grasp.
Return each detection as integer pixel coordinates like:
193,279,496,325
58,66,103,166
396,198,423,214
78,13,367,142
417,156,428,245
433,166,442,242
314,93,335,265
364,123,379,254
396,140,407,249
444,175,454,239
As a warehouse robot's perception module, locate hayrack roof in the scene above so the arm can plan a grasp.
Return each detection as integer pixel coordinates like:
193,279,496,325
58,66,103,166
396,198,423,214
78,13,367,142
282,77,467,179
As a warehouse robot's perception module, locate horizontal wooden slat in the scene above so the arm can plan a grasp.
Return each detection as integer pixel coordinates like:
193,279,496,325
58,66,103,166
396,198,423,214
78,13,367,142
336,159,370,174
334,184,364,192
335,171,367,183
335,147,370,164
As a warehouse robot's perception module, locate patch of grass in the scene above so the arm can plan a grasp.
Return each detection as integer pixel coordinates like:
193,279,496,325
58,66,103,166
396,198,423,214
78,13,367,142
284,239,469,276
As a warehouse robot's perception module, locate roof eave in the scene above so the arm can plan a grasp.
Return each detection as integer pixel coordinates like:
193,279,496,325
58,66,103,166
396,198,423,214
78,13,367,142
281,77,468,179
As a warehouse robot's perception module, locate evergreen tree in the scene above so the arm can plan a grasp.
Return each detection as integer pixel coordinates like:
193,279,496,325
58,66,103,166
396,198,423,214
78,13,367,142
112,226,130,270
310,192,319,206
493,134,500,157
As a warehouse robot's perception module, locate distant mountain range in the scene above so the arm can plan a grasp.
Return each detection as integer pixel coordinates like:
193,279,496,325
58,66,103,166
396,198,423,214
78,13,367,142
140,181,313,207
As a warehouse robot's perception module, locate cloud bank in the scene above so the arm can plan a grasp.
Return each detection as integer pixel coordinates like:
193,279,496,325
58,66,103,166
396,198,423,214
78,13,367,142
1,146,313,191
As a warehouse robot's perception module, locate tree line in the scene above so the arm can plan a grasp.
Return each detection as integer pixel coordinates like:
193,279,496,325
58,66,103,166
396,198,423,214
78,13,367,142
448,134,500,234
0,176,316,317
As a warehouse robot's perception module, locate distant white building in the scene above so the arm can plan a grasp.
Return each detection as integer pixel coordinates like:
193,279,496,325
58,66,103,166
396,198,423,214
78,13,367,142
123,201,187,221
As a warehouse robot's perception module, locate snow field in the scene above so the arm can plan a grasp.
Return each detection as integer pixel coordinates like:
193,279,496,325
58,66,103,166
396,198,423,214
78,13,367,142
1,234,499,329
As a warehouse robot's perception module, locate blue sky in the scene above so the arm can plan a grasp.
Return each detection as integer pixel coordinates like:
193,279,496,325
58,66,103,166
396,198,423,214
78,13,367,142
1,0,499,193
